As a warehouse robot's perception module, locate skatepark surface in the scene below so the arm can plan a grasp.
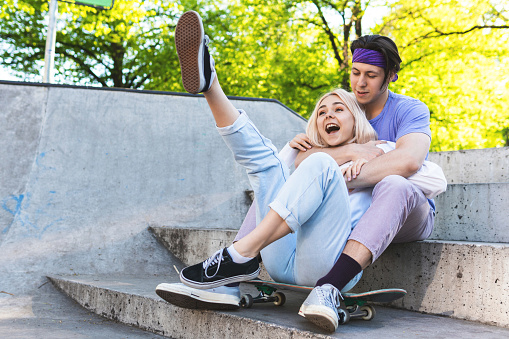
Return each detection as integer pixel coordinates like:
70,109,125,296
2,81,508,338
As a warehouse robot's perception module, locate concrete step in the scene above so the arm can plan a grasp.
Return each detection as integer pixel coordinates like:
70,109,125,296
428,147,509,184
48,274,509,338
432,182,509,242
149,227,238,266
352,240,509,328
150,226,509,327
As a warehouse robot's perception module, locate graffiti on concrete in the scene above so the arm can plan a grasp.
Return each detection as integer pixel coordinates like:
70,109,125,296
1,152,64,237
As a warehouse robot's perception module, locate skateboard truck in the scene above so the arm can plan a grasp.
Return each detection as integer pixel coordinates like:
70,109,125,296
240,284,286,308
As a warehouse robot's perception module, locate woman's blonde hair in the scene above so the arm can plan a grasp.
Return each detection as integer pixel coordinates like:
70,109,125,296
306,88,377,147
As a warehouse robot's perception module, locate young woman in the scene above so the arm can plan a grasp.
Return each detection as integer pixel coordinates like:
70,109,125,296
156,11,446,332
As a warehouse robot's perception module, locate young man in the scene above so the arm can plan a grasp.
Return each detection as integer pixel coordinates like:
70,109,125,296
234,35,433,294
291,35,434,293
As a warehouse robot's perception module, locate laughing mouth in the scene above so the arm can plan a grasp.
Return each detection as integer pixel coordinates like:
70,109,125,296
325,123,340,134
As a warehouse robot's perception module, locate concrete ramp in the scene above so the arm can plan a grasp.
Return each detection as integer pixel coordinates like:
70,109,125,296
0,82,306,295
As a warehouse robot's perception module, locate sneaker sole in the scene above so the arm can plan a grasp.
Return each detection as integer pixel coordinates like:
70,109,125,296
180,267,261,289
156,284,240,310
175,11,205,94
299,305,338,332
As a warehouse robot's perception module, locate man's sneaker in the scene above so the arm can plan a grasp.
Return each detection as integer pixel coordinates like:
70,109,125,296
175,10,216,94
156,282,240,310
180,248,260,289
298,284,349,332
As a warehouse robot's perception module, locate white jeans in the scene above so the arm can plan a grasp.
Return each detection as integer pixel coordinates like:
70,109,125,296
218,111,362,290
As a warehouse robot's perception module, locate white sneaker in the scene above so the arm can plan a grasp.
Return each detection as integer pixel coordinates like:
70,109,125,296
156,282,240,310
298,284,349,332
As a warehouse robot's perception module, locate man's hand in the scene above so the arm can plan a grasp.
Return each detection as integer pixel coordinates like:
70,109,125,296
347,141,386,162
289,133,313,152
345,133,431,189
294,139,385,168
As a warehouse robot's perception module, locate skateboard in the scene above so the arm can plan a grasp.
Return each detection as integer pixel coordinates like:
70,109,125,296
241,279,406,323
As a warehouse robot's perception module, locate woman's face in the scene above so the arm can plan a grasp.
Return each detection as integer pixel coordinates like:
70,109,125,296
316,94,355,147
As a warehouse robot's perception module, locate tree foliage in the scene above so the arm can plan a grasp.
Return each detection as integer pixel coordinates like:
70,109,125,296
198,0,374,117
0,0,183,88
378,0,509,150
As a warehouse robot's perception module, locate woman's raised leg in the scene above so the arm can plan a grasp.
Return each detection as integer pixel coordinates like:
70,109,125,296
175,10,293,289
203,77,240,127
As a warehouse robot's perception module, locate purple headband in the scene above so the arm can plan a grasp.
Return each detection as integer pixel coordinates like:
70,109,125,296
352,48,398,82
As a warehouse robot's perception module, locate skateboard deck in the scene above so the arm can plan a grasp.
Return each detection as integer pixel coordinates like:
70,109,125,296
241,279,406,323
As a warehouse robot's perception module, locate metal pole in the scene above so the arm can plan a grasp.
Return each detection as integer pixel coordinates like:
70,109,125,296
43,0,58,83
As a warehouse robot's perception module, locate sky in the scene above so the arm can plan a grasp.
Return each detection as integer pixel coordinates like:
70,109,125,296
0,61,17,81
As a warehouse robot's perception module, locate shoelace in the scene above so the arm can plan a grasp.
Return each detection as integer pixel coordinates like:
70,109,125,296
202,249,224,278
317,285,342,311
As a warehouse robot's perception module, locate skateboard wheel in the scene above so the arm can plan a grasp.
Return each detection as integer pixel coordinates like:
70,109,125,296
360,305,376,320
338,308,350,325
240,294,253,308
273,292,286,306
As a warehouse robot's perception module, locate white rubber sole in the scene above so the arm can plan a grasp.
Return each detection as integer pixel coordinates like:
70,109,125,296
175,11,206,94
156,283,240,310
299,304,338,332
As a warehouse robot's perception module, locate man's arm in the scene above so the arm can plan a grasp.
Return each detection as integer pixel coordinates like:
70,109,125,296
295,141,385,168
346,132,431,189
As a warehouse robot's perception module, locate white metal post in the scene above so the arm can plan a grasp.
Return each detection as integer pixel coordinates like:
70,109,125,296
43,0,58,83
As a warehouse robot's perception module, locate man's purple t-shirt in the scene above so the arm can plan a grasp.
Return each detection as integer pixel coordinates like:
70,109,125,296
369,90,434,210
369,91,431,147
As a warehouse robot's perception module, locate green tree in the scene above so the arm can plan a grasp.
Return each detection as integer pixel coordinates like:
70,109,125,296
0,0,183,88
377,0,509,150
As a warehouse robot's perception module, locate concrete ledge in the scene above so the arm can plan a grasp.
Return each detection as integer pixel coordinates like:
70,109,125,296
432,183,509,242
353,240,509,328
150,182,509,246
47,275,509,338
429,147,509,184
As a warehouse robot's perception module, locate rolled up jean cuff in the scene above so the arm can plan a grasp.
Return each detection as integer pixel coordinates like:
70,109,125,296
216,109,248,136
269,200,299,233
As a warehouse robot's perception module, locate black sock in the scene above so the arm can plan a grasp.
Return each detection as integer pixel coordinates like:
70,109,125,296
315,253,362,291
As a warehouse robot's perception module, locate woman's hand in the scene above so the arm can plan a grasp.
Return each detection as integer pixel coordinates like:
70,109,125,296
289,133,313,152
342,158,368,181
347,141,386,162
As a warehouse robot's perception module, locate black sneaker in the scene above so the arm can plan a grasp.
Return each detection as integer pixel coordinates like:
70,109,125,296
175,10,216,94
180,248,260,289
